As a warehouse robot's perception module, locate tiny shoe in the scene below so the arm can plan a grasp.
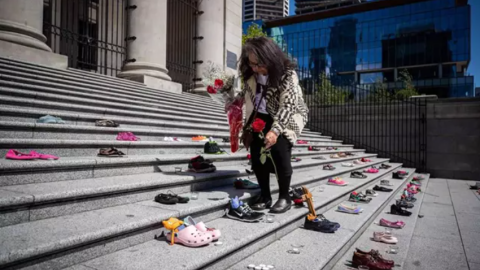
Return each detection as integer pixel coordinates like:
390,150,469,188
308,146,321,151
226,196,265,222
328,177,348,186
291,156,302,162
188,155,216,173
222,138,230,143
36,115,66,124
380,163,392,169
29,151,59,160
95,119,119,127
330,154,341,159
364,168,379,173
351,171,367,179
379,218,405,229
296,140,308,144
355,248,395,267
349,192,372,203
390,204,412,216
338,152,347,158
117,132,140,141
326,146,338,150
304,215,340,233
373,185,393,192
312,156,326,160
5,149,40,160
341,162,354,167
380,180,393,186
392,172,407,179
164,223,213,247
413,175,425,181
184,216,221,241
345,152,356,156
396,199,414,209
323,164,336,170
365,189,378,197
154,191,189,205
353,160,365,165
409,180,422,186
373,232,398,244
360,157,371,162
337,203,363,214
234,178,260,189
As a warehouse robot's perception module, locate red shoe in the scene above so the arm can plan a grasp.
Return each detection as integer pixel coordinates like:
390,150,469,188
296,140,308,144
361,157,372,162
355,249,394,267
352,251,392,270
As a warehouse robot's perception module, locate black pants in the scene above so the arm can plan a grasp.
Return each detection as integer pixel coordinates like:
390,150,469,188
250,113,293,199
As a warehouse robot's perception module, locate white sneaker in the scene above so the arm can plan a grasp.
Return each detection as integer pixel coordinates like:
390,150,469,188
163,137,173,141
341,162,354,167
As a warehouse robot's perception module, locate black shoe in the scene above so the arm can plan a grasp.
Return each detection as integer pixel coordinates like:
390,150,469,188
392,172,406,179
390,204,412,216
246,169,254,175
304,215,339,233
351,171,367,179
188,155,216,173
222,138,230,143
226,204,265,222
204,141,225,154
289,187,305,206
396,199,414,209
154,192,189,204
250,196,272,211
373,185,393,192
269,198,292,213
380,164,392,169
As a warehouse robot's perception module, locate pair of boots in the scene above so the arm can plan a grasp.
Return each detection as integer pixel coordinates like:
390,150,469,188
250,175,292,214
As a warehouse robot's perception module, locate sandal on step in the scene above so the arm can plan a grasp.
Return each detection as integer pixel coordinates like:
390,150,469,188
323,164,336,170
95,119,120,127
5,149,39,160
97,147,125,157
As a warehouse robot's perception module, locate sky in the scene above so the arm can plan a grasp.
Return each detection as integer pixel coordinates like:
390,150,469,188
288,0,479,87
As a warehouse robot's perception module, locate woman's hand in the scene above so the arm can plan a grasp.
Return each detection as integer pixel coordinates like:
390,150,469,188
264,131,278,149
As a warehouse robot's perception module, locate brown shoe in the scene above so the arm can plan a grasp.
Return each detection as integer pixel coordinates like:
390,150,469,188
352,251,392,270
356,248,394,266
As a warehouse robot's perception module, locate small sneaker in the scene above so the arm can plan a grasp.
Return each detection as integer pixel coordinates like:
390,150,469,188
380,163,392,169
204,140,226,154
365,189,378,197
341,162,354,167
353,160,365,165
390,204,412,216
349,192,372,203
328,177,348,186
351,171,367,179
380,180,393,186
373,185,393,192
396,199,414,209
337,204,363,214
304,215,340,233
308,146,321,151
226,197,265,222
409,180,422,186
233,178,259,189
188,155,216,173
373,232,398,244
323,164,336,170
392,172,406,179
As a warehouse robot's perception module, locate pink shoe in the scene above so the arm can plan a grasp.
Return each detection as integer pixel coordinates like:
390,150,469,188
116,132,140,141
296,140,308,144
30,151,59,160
364,168,379,173
165,225,213,247
328,177,348,186
5,149,39,160
184,216,221,241
379,218,405,228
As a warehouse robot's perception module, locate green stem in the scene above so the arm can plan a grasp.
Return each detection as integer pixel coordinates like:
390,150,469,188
268,153,279,181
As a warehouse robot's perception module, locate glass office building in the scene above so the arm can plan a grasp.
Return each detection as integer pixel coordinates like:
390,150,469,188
264,0,474,97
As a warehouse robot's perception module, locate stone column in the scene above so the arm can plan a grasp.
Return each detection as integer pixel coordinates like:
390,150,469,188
0,0,67,68
118,0,182,92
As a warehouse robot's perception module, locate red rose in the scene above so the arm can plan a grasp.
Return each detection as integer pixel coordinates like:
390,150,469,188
251,118,266,133
247,154,251,160
214,79,224,89
207,85,217,94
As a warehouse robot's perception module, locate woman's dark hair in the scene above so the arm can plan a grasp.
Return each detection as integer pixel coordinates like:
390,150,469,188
239,37,295,88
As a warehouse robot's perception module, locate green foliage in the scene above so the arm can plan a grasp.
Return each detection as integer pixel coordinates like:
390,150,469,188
395,69,418,100
242,23,267,45
315,73,348,105
365,78,393,103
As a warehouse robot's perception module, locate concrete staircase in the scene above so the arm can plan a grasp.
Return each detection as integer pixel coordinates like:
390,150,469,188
0,57,427,270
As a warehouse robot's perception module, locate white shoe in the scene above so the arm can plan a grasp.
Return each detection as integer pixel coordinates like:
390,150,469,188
373,232,398,244
164,137,173,141
341,163,354,167
354,160,365,165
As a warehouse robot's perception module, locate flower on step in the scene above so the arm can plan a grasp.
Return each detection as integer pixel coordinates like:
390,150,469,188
214,79,224,89
252,118,266,133
207,85,217,94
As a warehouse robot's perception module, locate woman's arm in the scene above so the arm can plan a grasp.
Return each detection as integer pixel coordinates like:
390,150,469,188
271,70,298,135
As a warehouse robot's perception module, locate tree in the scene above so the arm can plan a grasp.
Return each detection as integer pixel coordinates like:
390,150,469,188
365,78,393,103
315,72,348,105
242,23,267,45
395,69,418,100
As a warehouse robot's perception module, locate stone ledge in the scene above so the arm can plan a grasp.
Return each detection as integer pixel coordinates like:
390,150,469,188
0,40,67,69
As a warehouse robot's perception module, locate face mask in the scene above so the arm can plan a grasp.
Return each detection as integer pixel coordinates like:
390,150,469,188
257,74,268,85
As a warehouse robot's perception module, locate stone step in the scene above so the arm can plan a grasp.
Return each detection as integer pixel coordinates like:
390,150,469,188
0,149,367,186
0,96,228,127
0,69,224,115
0,139,349,157
0,153,378,227
229,168,417,270
330,174,430,270
0,105,229,133
0,86,227,124
0,57,217,105
0,158,394,269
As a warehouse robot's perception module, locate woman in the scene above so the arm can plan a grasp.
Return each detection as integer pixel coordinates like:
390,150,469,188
234,37,309,213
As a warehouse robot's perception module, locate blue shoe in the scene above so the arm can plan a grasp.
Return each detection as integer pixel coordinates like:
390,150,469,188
37,115,65,124
337,204,363,214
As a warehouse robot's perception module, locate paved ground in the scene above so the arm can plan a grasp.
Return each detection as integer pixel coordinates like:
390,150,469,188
403,178,480,270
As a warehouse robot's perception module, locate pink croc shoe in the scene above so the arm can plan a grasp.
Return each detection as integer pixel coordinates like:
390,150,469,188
184,216,221,241
5,149,39,160
30,151,59,160
116,132,140,141
166,224,213,247
379,218,405,229
364,168,379,174
328,177,348,186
